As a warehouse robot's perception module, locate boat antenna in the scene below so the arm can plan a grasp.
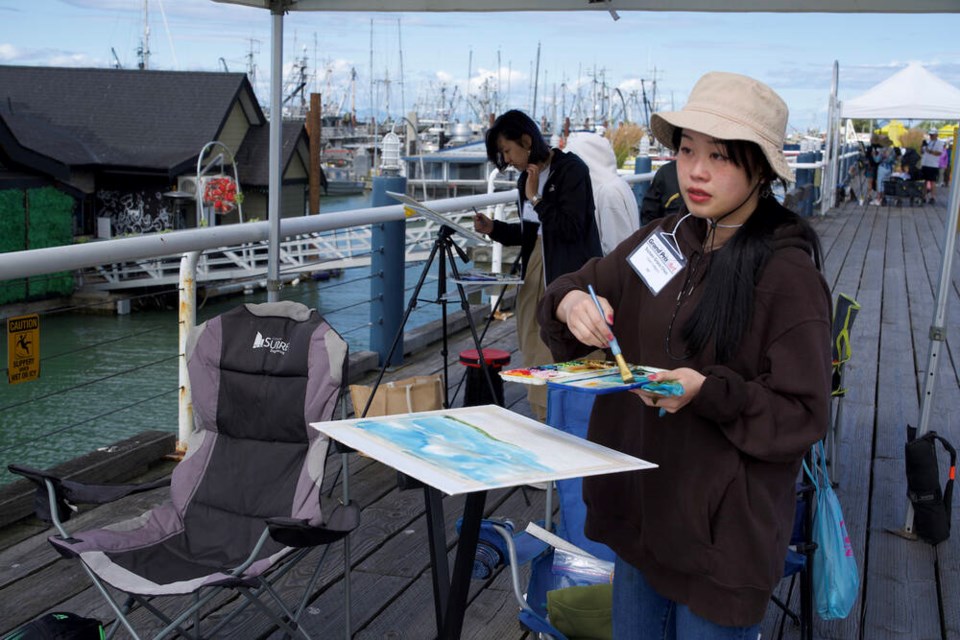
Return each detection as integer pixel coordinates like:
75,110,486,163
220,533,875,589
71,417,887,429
110,47,123,69
246,38,260,95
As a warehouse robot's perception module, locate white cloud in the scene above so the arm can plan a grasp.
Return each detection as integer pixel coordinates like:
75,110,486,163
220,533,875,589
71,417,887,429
0,43,101,67
0,43,21,62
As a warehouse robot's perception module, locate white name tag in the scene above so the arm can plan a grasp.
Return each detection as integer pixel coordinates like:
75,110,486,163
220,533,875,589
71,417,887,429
628,231,686,295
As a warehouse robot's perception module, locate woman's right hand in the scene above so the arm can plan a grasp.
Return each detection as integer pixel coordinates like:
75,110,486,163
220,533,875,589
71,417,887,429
474,212,494,235
556,289,613,349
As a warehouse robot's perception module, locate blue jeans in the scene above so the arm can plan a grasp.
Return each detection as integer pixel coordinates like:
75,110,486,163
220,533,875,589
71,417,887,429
612,556,760,640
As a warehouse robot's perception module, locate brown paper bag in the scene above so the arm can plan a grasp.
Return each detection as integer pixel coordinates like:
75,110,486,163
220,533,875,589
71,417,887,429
349,374,443,418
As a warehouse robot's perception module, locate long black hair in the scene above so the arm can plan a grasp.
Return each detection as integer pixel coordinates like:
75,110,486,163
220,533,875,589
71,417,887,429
671,130,823,363
485,109,552,171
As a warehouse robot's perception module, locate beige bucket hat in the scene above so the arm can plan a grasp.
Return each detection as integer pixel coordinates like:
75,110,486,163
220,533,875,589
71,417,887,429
650,71,794,182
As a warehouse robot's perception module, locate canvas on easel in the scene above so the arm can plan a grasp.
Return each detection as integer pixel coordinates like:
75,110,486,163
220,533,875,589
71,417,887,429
387,191,490,244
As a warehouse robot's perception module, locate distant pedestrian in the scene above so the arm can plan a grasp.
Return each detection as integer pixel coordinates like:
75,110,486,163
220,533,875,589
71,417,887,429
921,129,945,203
873,137,895,205
938,140,950,186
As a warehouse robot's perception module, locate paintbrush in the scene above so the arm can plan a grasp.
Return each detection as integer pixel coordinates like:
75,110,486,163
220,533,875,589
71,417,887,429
587,285,635,384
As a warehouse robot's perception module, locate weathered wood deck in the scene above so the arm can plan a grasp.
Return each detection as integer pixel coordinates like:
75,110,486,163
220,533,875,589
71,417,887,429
1,192,958,639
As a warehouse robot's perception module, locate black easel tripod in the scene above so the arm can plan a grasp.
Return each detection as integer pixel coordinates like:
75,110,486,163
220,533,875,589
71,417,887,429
359,222,500,418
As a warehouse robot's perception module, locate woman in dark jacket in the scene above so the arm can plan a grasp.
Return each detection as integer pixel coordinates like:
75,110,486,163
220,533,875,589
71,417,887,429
474,110,602,419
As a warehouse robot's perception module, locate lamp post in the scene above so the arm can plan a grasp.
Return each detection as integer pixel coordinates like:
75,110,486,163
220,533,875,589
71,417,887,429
370,130,408,367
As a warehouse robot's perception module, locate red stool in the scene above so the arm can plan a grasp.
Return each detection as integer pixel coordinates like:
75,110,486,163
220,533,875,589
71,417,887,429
459,348,511,406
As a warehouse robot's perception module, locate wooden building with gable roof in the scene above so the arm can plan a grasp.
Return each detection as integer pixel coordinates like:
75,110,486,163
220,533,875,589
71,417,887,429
0,65,310,240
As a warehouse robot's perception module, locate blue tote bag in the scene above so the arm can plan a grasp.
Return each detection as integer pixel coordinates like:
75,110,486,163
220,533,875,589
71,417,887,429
803,442,860,620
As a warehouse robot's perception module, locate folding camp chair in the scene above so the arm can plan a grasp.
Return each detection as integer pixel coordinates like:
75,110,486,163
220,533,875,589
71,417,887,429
826,293,861,482
9,301,359,640
769,454,817,640
469,386,615,640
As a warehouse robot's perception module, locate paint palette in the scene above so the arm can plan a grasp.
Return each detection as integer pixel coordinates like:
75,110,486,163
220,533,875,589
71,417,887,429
499,359,618,385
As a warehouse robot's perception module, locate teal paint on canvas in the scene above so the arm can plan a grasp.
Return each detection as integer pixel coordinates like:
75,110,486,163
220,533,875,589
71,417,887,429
355,414,552,484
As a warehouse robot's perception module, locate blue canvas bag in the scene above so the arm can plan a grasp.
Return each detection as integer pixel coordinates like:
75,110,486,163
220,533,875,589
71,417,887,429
803,442,859,620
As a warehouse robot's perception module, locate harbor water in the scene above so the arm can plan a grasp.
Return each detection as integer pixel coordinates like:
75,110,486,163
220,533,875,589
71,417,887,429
0,192,475,484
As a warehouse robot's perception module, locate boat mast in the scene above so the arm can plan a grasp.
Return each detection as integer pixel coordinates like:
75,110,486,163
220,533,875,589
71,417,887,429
137,0,150,70
496,49,502,116
531,41,541,119
397,18,406,118
350,67,357,126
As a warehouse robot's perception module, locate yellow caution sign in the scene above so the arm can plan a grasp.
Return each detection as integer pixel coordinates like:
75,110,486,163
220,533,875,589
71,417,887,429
7,314,40,385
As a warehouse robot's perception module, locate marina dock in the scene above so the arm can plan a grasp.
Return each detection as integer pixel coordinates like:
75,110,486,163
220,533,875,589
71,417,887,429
1,194,959,639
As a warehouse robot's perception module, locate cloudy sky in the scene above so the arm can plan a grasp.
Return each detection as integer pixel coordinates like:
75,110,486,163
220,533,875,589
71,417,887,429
2,0,959,132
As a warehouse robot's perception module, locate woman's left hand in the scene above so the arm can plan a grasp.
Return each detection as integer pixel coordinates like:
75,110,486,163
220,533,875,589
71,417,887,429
525,164,541,201
631,367,705,414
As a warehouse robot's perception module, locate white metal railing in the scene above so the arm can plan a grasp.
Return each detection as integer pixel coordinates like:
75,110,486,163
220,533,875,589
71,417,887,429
78,210,496,291
67,173,663,292
0,190,522,281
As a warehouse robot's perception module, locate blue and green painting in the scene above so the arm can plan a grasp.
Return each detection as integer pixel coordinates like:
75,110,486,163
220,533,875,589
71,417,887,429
355,413,553,484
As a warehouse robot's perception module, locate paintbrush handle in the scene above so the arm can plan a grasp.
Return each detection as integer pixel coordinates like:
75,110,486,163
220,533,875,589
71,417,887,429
586,284,608,325
587,285,623,355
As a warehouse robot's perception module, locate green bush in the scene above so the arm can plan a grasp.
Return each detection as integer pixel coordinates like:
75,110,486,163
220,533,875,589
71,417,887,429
0,186,76,304
0,189,27,305
27,187,75,298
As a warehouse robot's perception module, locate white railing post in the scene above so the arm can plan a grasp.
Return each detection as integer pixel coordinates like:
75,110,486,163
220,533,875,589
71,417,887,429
178,251,201,453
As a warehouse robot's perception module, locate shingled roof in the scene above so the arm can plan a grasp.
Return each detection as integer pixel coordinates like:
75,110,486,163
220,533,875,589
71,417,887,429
0,65,298,180
235,120,308,186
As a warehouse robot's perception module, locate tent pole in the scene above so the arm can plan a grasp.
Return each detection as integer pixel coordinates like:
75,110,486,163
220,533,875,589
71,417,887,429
267,3,284,303
822,61,840,217
903,137,960,535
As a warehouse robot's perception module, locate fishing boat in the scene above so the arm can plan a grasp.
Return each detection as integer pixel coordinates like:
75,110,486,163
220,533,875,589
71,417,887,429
320,148,368,195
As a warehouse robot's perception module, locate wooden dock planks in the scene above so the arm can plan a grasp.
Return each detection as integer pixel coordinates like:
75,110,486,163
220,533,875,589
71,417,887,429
1,195,959,639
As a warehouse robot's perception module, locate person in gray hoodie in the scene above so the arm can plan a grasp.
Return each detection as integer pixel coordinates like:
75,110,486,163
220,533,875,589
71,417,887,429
563,131,640,255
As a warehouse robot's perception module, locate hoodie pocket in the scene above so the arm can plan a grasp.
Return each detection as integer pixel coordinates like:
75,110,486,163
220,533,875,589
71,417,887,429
645,452,742,576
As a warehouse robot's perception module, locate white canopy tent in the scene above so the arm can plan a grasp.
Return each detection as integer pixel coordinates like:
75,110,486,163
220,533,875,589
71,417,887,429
843,62,960,120
836,63,960,446
214,0,960,548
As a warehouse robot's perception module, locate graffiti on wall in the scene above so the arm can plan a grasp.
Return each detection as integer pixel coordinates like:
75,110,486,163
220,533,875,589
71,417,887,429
97,190,181,235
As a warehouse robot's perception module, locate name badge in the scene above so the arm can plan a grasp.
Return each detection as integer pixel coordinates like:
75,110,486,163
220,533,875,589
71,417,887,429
628,231,686,295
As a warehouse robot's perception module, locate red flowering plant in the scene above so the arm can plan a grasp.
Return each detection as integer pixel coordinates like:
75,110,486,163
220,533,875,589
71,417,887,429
202,176,243,214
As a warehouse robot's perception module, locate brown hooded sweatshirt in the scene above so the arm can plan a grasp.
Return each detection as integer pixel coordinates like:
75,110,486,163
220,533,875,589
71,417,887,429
537,198,832,627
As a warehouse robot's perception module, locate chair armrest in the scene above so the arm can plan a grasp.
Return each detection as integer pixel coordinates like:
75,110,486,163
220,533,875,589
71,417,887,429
266,503,360,548
7,464,171,524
